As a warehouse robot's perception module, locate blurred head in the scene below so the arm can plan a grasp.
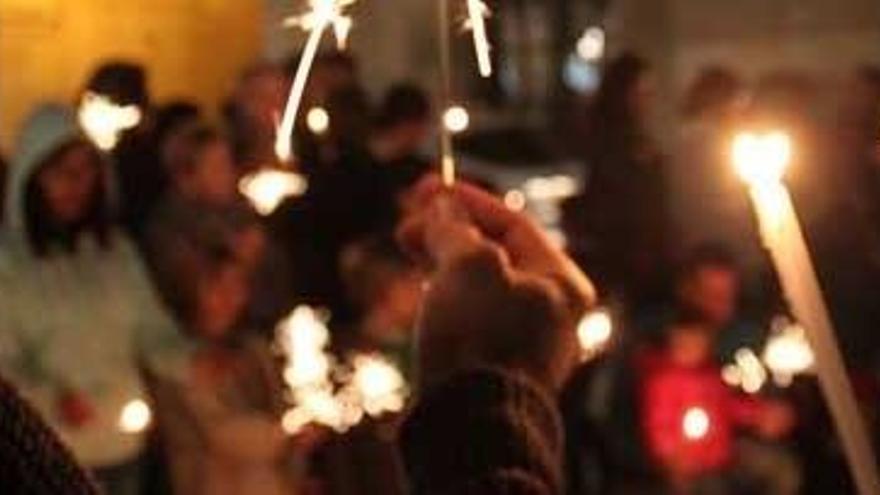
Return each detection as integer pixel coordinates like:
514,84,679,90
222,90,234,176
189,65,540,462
83,60,150,109
154,102,202,170
682,66,746,122
229,63,287,132
373,84,432,157
594,52,653,126
341,236,424,343
667,323,713,367
675,245,740,329
168,125,237,205
24,140,111,256
190,261,250,341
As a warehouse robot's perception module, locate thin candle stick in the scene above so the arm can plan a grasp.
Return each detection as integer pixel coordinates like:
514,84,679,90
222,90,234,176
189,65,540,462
437,0,456,186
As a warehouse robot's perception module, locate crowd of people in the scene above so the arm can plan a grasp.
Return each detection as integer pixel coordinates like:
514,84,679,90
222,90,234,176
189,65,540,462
0,49,879,495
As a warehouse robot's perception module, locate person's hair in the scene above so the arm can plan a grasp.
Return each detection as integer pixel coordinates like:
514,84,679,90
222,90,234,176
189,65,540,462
681,66,743,119
166,124,224,177
23,140,113,257
340,235,416,312
375,84,431,130
83,60,149,108
154,101,201,148
676,243,738,284
592,52,649,127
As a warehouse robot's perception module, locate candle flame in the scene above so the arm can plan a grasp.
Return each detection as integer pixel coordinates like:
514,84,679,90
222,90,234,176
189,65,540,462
732,131,792,187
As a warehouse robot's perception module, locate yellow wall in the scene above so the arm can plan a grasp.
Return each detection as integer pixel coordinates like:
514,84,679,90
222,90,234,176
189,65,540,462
0,0,264,150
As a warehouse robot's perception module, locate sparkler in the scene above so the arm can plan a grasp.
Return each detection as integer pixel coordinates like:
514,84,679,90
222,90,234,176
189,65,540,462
77,92,142,151
238,169,308,215
276,306,408,435
733,130,880,494
762,317,814,386
464,0,492,78
276,0,358,163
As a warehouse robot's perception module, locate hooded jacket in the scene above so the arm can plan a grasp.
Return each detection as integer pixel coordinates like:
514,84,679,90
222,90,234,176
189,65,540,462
0,104,185,469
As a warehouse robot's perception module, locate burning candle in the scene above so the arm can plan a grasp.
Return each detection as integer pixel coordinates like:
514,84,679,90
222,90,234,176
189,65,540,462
732,130,880,494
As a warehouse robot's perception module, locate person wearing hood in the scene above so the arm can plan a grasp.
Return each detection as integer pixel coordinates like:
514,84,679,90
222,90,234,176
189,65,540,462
0,104,185,494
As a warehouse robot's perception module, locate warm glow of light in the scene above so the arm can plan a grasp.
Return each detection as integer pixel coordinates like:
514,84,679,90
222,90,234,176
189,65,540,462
763,318,814,384
239,169,308,215
276,0,359,162
576,27,605,62
464,0,493,77
735,347,767,394
682,407,710,441
306,106,331,135
732,131,792,187
348,354,407,416
443,106,470,133
276,307,409,435
523,175,579,201
577,308,613,357
118,399,151,434
504,189,526,211
78,92,142,151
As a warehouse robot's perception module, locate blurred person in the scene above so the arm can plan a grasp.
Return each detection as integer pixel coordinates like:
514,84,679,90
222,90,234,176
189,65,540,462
310,235,423,495
671,67,764,285
144,258,316,495
395,176,596,495
82,61,158,239
0,153,7,230
0,104,184,494
223,62,288,174
369,84,433,198
574,52,670,307
637,247,798,495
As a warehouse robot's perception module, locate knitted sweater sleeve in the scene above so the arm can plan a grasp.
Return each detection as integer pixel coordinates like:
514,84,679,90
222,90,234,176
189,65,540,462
400,368,564,495
0,375,97,494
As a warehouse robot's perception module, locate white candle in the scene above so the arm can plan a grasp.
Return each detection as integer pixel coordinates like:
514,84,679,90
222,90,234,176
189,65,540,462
733,131,880,495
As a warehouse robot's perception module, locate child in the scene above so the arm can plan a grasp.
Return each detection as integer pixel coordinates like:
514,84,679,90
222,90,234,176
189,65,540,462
638,248,797,494
146,259,313,495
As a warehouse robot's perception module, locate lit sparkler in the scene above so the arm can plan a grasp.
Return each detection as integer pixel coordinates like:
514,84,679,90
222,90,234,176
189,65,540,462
78,92,142,151
239,169,308,216
276,306,408,435
463,0,492,77
276,0,358,163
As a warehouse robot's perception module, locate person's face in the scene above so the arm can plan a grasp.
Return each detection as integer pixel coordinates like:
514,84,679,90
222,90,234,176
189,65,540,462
629,75,655,119
37,144,100,225
237,71,287,130
669,326,712,367
196,266,248,340
679,266,739,328
189,141,237,204
397,121,430,155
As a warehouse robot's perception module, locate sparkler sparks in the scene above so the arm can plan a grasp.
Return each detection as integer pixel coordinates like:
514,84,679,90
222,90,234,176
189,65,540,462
78,92,142,151
464,0,492,77
276,307,408,435
239,169,308,215
275,0,358,163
